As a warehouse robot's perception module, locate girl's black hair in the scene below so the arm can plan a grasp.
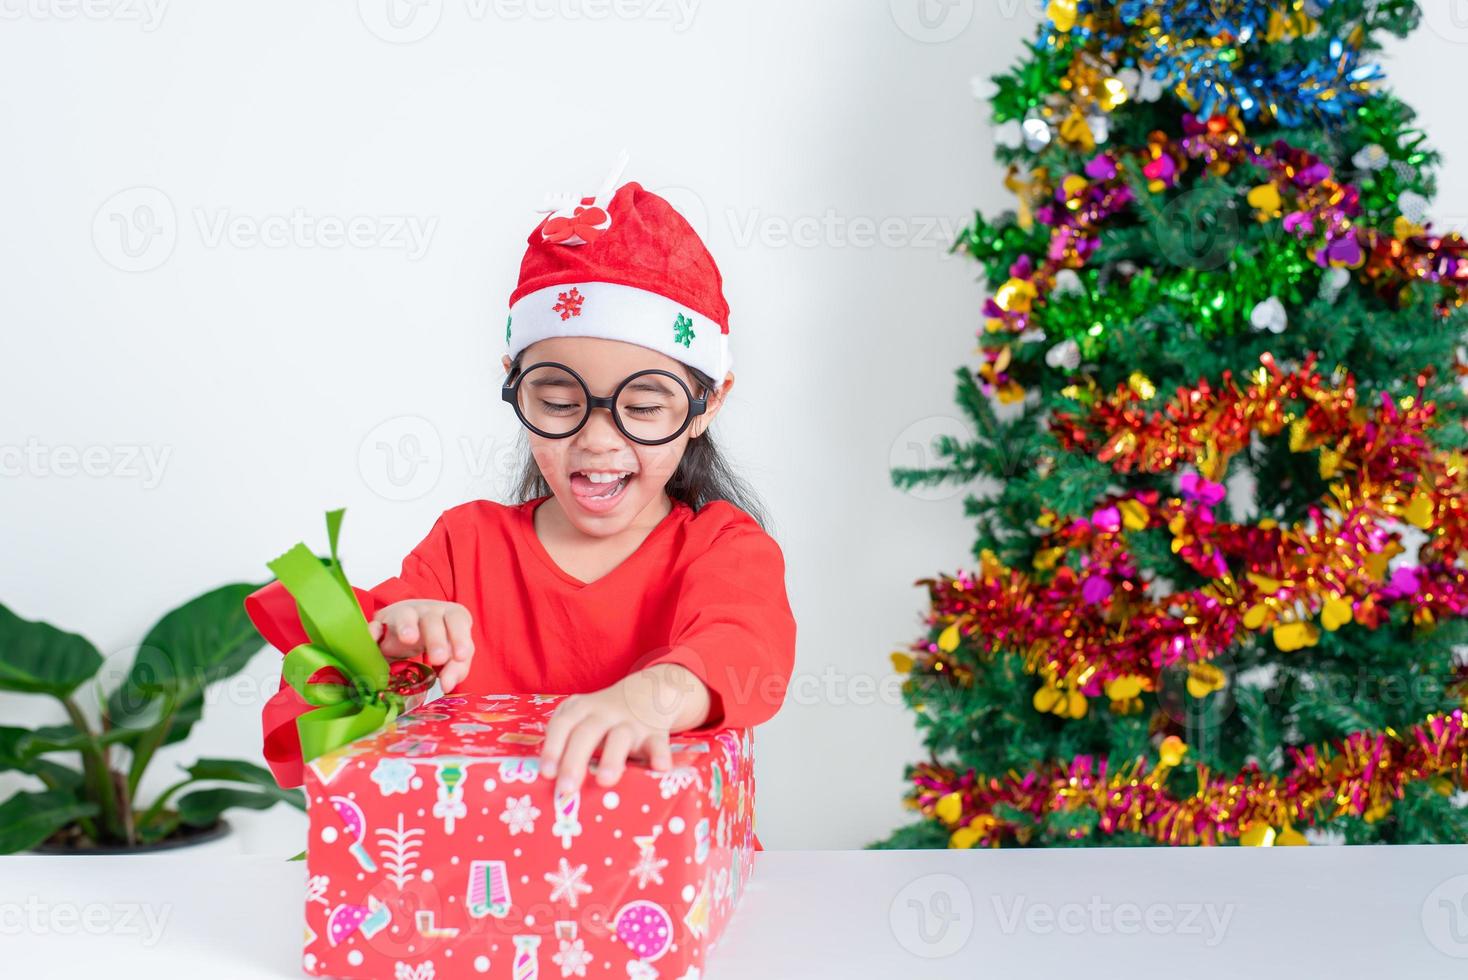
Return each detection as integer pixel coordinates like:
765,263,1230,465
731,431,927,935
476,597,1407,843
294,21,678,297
506,349,773,534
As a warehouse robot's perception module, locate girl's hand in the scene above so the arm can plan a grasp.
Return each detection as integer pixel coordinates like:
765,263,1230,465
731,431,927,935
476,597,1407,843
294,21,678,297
368,599,475,694
539,663,711,797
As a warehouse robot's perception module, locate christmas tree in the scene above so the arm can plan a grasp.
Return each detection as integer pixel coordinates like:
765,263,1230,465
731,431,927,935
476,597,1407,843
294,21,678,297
877,0,1468,849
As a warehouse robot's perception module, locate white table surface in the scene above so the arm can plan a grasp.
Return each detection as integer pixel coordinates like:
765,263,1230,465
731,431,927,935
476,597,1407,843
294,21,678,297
3,846,1467,978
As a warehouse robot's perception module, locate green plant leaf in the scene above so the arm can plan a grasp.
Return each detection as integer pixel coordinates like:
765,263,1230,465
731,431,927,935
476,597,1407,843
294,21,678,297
181,756,290,788
0,726,85,792
0,790,100,853
0,603,103,697
137,811,180,844
25,723,141,754
175,785,303,828
105,582,266,747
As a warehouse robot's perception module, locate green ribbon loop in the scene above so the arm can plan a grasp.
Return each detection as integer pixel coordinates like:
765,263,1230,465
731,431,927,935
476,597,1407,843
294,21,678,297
269,509,399,763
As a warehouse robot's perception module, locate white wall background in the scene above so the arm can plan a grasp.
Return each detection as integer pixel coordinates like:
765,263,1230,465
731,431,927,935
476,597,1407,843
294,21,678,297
3,1,1468,855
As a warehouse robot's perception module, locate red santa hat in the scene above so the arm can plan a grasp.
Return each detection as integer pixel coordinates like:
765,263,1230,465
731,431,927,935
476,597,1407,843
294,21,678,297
506,178,731,384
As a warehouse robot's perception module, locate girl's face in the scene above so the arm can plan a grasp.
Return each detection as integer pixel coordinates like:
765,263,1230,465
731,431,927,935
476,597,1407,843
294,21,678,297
502,336,731,536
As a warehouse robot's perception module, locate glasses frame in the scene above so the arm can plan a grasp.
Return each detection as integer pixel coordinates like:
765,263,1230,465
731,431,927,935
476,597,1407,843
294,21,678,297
501,360,709,446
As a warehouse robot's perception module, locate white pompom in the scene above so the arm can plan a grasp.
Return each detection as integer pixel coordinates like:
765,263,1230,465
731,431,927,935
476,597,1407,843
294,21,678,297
1045,338,1081,371
1250,296,1288,334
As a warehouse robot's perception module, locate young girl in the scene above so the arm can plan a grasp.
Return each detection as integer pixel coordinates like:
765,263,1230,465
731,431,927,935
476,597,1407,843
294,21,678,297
247,179,797,820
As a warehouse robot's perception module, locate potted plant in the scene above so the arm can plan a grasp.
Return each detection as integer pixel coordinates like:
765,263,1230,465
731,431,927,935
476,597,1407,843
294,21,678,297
0,583,305,853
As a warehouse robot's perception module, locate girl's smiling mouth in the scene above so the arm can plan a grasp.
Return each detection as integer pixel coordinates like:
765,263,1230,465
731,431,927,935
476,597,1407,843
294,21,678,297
569,469,637,511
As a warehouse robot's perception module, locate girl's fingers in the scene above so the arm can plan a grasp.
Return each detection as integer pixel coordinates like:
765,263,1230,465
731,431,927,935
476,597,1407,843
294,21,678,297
538,697,586,780
368,620,385,643
645,731,674,773
419,613,451,667
445,606,475,662
393,606,421,646
438,658,468,694
554,719,611,797
594,725,636,787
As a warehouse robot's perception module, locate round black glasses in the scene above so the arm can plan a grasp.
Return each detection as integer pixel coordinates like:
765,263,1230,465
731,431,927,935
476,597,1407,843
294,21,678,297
501,361,708,446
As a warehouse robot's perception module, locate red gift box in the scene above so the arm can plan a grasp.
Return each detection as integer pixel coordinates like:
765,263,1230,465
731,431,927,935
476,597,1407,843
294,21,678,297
300,692,756,979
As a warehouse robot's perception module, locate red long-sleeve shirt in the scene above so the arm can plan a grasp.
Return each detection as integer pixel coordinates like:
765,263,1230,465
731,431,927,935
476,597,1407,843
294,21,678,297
248,494,797,793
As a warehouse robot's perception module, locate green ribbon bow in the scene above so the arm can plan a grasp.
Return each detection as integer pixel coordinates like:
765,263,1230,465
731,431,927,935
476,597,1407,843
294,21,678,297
269,509,401,764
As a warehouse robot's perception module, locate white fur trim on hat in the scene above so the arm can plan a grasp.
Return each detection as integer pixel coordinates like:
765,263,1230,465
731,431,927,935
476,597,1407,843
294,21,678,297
506,280,732,382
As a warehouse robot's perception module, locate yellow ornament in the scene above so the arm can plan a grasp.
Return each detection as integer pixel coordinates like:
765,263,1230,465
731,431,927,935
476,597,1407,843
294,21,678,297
1033,685,1064,714
1105,674,1145,701
1273,620,1321,652
1239,822,1276,847
1058,106,1096,152
1065,689,1088,718
1242,603,1272,631
1117,498,1149,530
1246,183,1283,216
994,277,1038,313
937,623,961,653
890,651,914,674
1394,215,1427,239
934,791,963,826
1159,735,1187,767
1186,662,1226,698
1275,823,1309,846
1403,492,1434,529
1033,546,1066,571
1098,76,1128,112
1127,371,1157,400
1320,595,1353,632
1046,0,1077,32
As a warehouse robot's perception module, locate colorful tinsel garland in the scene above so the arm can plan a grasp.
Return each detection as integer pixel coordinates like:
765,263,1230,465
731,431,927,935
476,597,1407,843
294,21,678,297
908,354,1466,695
908,707,1468,847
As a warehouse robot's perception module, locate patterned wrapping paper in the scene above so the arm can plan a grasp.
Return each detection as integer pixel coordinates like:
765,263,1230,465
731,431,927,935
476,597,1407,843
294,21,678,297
300,692,757,980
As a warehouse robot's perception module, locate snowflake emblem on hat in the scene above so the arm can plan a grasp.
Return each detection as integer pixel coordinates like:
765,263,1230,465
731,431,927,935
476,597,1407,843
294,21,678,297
673,313,695,348
553,288,585,320
542,204,610,246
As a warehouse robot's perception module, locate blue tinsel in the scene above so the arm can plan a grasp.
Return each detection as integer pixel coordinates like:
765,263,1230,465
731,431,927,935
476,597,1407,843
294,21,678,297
1063,0,1383,128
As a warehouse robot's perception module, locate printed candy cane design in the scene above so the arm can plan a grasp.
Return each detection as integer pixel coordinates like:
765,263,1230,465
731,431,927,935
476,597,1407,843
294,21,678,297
432,762,467,834
466,860,512,919
512,934,541,980
694,817,711,864
328,796,377,872
552,786,583,849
